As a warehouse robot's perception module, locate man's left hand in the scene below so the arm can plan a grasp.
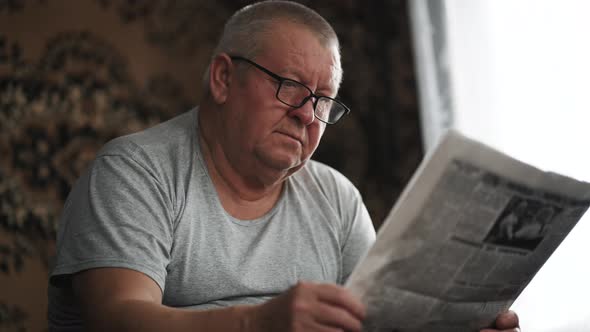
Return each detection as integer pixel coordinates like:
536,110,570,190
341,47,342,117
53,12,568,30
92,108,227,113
480,310,520,332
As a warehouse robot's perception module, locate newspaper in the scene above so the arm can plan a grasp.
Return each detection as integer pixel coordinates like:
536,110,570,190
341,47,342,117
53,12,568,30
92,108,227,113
346,130,590,332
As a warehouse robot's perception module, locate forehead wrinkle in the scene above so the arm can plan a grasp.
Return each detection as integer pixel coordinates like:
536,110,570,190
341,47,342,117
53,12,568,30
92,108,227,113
264,22,341,94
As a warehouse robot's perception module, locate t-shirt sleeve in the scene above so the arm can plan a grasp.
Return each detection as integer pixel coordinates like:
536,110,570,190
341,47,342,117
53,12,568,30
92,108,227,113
340,187,376,284
50,150,174,292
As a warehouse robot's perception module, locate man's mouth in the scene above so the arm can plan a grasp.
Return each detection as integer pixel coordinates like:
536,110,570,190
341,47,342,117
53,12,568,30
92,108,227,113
277,131,303,145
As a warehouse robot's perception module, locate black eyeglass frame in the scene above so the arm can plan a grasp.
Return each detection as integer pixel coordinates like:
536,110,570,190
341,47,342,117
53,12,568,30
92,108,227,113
229,55,350,125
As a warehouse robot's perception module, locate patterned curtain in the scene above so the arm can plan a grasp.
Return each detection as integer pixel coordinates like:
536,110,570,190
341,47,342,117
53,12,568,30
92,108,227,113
0,1,421,330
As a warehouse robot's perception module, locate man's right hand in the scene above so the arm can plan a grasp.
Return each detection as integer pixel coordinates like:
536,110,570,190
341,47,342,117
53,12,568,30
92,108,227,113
249,281,366,332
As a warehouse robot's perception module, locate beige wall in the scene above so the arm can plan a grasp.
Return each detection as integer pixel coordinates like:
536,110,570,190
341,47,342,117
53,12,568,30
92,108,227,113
0,1,421,330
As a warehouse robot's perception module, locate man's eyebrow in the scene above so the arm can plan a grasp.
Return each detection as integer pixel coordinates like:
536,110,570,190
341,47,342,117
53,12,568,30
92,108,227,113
316,86,337,97
278,67,336,95
277,66,304,81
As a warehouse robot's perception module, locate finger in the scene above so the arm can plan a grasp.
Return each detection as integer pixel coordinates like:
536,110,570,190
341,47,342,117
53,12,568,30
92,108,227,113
314,283,366,320
292,315,344,332
315,302,363,332
494,310,519,330
309,325,344,332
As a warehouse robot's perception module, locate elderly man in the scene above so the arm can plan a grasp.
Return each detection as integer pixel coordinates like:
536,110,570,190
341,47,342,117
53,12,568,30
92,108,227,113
48,1,520,331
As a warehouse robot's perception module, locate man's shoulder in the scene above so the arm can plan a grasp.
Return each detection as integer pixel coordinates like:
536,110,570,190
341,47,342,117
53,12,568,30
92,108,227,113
297,159,359,196
303,159,353,181
97,108,197,162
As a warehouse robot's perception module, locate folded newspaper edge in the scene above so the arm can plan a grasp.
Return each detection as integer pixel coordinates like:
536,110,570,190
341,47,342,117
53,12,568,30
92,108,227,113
346,129,590,332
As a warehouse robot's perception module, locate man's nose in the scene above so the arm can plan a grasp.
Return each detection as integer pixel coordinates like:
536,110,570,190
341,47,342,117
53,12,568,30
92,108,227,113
288,98,315,126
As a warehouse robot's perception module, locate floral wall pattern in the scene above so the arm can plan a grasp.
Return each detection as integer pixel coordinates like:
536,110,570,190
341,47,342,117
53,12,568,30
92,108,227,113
0,1,422,330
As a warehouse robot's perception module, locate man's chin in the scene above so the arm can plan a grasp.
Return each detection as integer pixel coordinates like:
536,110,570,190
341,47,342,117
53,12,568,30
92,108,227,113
254,148,310,175
261,156,306,174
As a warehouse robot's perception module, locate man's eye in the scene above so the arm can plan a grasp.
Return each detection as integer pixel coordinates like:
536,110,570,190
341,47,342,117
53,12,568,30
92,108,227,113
282,80,300,89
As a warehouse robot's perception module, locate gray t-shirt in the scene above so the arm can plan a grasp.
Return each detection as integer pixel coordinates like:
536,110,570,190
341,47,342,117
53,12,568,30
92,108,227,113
48,108,376,330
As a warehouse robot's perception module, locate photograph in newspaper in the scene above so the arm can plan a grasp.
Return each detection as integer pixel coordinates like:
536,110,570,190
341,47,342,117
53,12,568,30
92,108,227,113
346,131,590,332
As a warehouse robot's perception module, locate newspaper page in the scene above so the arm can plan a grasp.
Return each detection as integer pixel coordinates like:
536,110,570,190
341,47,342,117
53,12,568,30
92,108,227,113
346,129,590,332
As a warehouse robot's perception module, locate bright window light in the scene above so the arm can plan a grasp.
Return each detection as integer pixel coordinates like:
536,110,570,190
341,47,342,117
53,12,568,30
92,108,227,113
412,1,590,331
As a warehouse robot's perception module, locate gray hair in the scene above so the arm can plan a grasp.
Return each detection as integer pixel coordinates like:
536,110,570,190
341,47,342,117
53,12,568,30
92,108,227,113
202,0,343,92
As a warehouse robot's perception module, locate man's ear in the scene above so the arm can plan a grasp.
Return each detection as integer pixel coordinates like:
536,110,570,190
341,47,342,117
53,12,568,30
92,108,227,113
208,54,234,104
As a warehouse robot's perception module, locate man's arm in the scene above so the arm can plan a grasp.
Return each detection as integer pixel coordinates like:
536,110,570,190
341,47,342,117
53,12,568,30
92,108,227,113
72,268,366,332
72,268,250,332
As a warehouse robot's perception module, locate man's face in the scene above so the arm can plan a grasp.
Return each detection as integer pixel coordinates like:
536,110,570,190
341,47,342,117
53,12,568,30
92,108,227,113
220,21,341,181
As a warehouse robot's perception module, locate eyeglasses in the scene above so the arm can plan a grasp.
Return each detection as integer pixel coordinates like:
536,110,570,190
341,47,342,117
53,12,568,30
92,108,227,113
230,55,350,125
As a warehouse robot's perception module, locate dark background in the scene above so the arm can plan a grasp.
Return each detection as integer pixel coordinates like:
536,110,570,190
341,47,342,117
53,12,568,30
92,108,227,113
0,0,422,330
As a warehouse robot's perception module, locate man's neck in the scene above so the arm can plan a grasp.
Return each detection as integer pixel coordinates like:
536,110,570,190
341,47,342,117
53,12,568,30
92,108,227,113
198,106,285,220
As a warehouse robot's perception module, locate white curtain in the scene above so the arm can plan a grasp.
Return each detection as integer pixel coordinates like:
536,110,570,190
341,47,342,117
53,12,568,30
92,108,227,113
410,1,590,331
